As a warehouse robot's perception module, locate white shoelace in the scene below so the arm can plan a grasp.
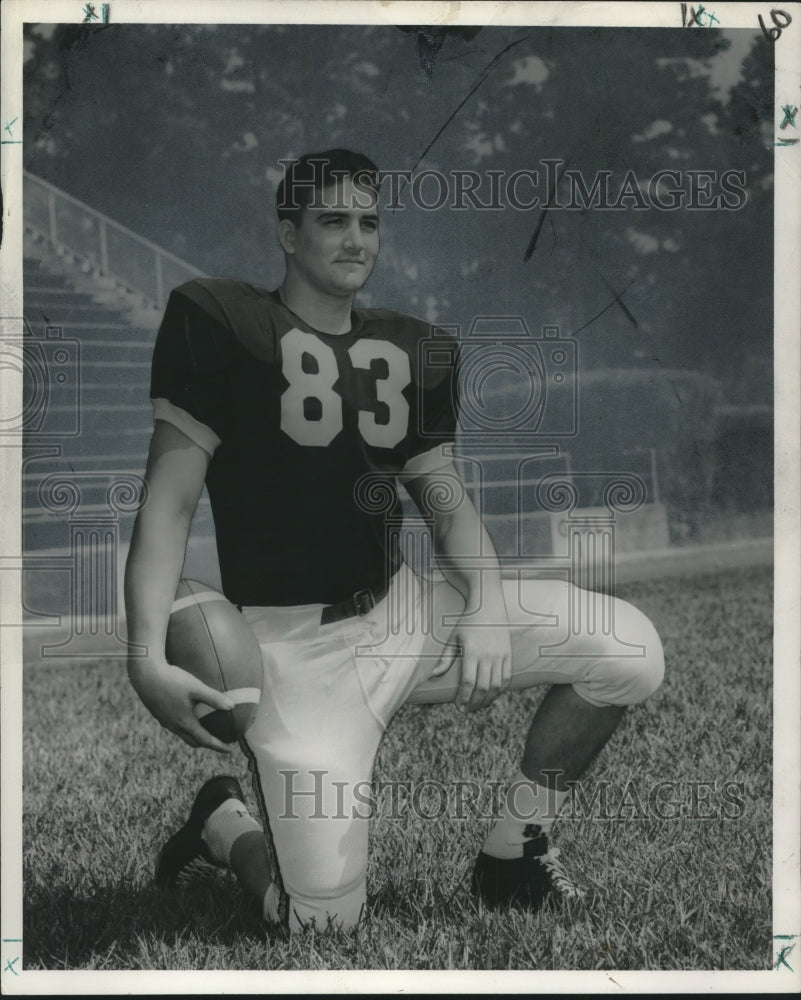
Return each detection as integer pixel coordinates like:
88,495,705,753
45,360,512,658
538,848,585,898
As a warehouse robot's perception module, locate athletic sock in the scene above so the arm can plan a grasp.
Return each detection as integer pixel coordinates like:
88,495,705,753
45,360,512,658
481,770,570,860
201,798,263,868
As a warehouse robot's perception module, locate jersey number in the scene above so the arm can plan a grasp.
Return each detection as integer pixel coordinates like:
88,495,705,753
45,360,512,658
280,329,411,448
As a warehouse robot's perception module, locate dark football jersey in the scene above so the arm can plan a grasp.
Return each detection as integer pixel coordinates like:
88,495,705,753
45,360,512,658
150,278,459,606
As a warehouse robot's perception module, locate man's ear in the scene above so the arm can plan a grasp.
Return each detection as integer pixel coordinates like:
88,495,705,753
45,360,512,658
278,218,296,255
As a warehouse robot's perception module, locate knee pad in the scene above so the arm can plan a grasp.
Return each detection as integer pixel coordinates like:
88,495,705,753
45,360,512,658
574,603,665,707
286,879,367,933
256,763,373,935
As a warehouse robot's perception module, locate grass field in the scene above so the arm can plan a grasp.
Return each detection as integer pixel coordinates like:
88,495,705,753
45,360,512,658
22,566,772,971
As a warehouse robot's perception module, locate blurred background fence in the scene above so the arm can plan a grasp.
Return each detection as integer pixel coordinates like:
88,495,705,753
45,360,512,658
24,170,205,310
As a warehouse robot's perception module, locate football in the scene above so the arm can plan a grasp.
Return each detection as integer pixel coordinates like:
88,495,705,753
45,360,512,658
165,579,263,743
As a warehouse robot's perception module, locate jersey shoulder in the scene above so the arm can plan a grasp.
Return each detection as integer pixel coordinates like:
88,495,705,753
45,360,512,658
357,307,458,389
170,278,283,362
358,306,454,339
171,277,275,318
357,307,458,355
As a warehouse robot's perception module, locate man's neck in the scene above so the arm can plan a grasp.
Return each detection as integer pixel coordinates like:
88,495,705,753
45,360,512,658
279,276,353,335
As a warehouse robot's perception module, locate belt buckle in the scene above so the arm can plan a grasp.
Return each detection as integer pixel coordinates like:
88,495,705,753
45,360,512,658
353,588,375,616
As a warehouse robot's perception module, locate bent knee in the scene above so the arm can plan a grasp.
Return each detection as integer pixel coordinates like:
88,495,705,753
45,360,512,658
280,825,369,933
618,642,664,705
576,604,665,707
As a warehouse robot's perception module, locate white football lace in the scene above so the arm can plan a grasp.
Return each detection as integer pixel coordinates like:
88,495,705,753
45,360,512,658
538,848,585,898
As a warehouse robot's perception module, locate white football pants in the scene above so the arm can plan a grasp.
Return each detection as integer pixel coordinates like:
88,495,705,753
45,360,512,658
240,562,664,932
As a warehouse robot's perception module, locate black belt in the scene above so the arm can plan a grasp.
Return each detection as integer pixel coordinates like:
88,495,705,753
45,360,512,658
320,582,388,625
236,581,390,623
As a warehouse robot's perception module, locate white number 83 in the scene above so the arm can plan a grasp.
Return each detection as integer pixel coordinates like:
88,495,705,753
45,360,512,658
280,328,411,448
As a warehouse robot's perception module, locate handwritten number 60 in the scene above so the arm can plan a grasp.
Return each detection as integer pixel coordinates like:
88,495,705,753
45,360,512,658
759,9,792,42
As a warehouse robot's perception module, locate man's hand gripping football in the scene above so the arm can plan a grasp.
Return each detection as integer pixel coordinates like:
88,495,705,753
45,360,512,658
127,653,235,754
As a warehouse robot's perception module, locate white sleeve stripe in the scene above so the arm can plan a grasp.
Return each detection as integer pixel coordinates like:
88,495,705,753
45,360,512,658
402,443,455,476
151,398,221,456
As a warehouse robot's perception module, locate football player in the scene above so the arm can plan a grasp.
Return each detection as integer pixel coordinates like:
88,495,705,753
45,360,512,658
125,149,664,933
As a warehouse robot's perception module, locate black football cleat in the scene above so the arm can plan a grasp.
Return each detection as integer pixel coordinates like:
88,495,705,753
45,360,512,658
155,775,245,888
472,824,585,912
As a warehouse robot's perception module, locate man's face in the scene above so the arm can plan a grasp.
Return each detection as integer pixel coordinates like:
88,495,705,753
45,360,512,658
284,177,380,298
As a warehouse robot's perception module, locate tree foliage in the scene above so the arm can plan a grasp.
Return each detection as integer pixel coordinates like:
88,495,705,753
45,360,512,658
22,23,775,520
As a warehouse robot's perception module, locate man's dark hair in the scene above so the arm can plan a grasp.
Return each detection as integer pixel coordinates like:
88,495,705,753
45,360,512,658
276,149,380,223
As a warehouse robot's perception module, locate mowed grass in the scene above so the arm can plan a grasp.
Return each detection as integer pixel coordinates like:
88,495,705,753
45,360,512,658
22,567,772,971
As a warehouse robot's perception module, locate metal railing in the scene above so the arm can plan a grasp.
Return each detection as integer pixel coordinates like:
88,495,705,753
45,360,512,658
24,170,206,309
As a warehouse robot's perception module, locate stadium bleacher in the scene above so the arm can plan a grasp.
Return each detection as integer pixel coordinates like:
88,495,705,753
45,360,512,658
21,224,218,655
